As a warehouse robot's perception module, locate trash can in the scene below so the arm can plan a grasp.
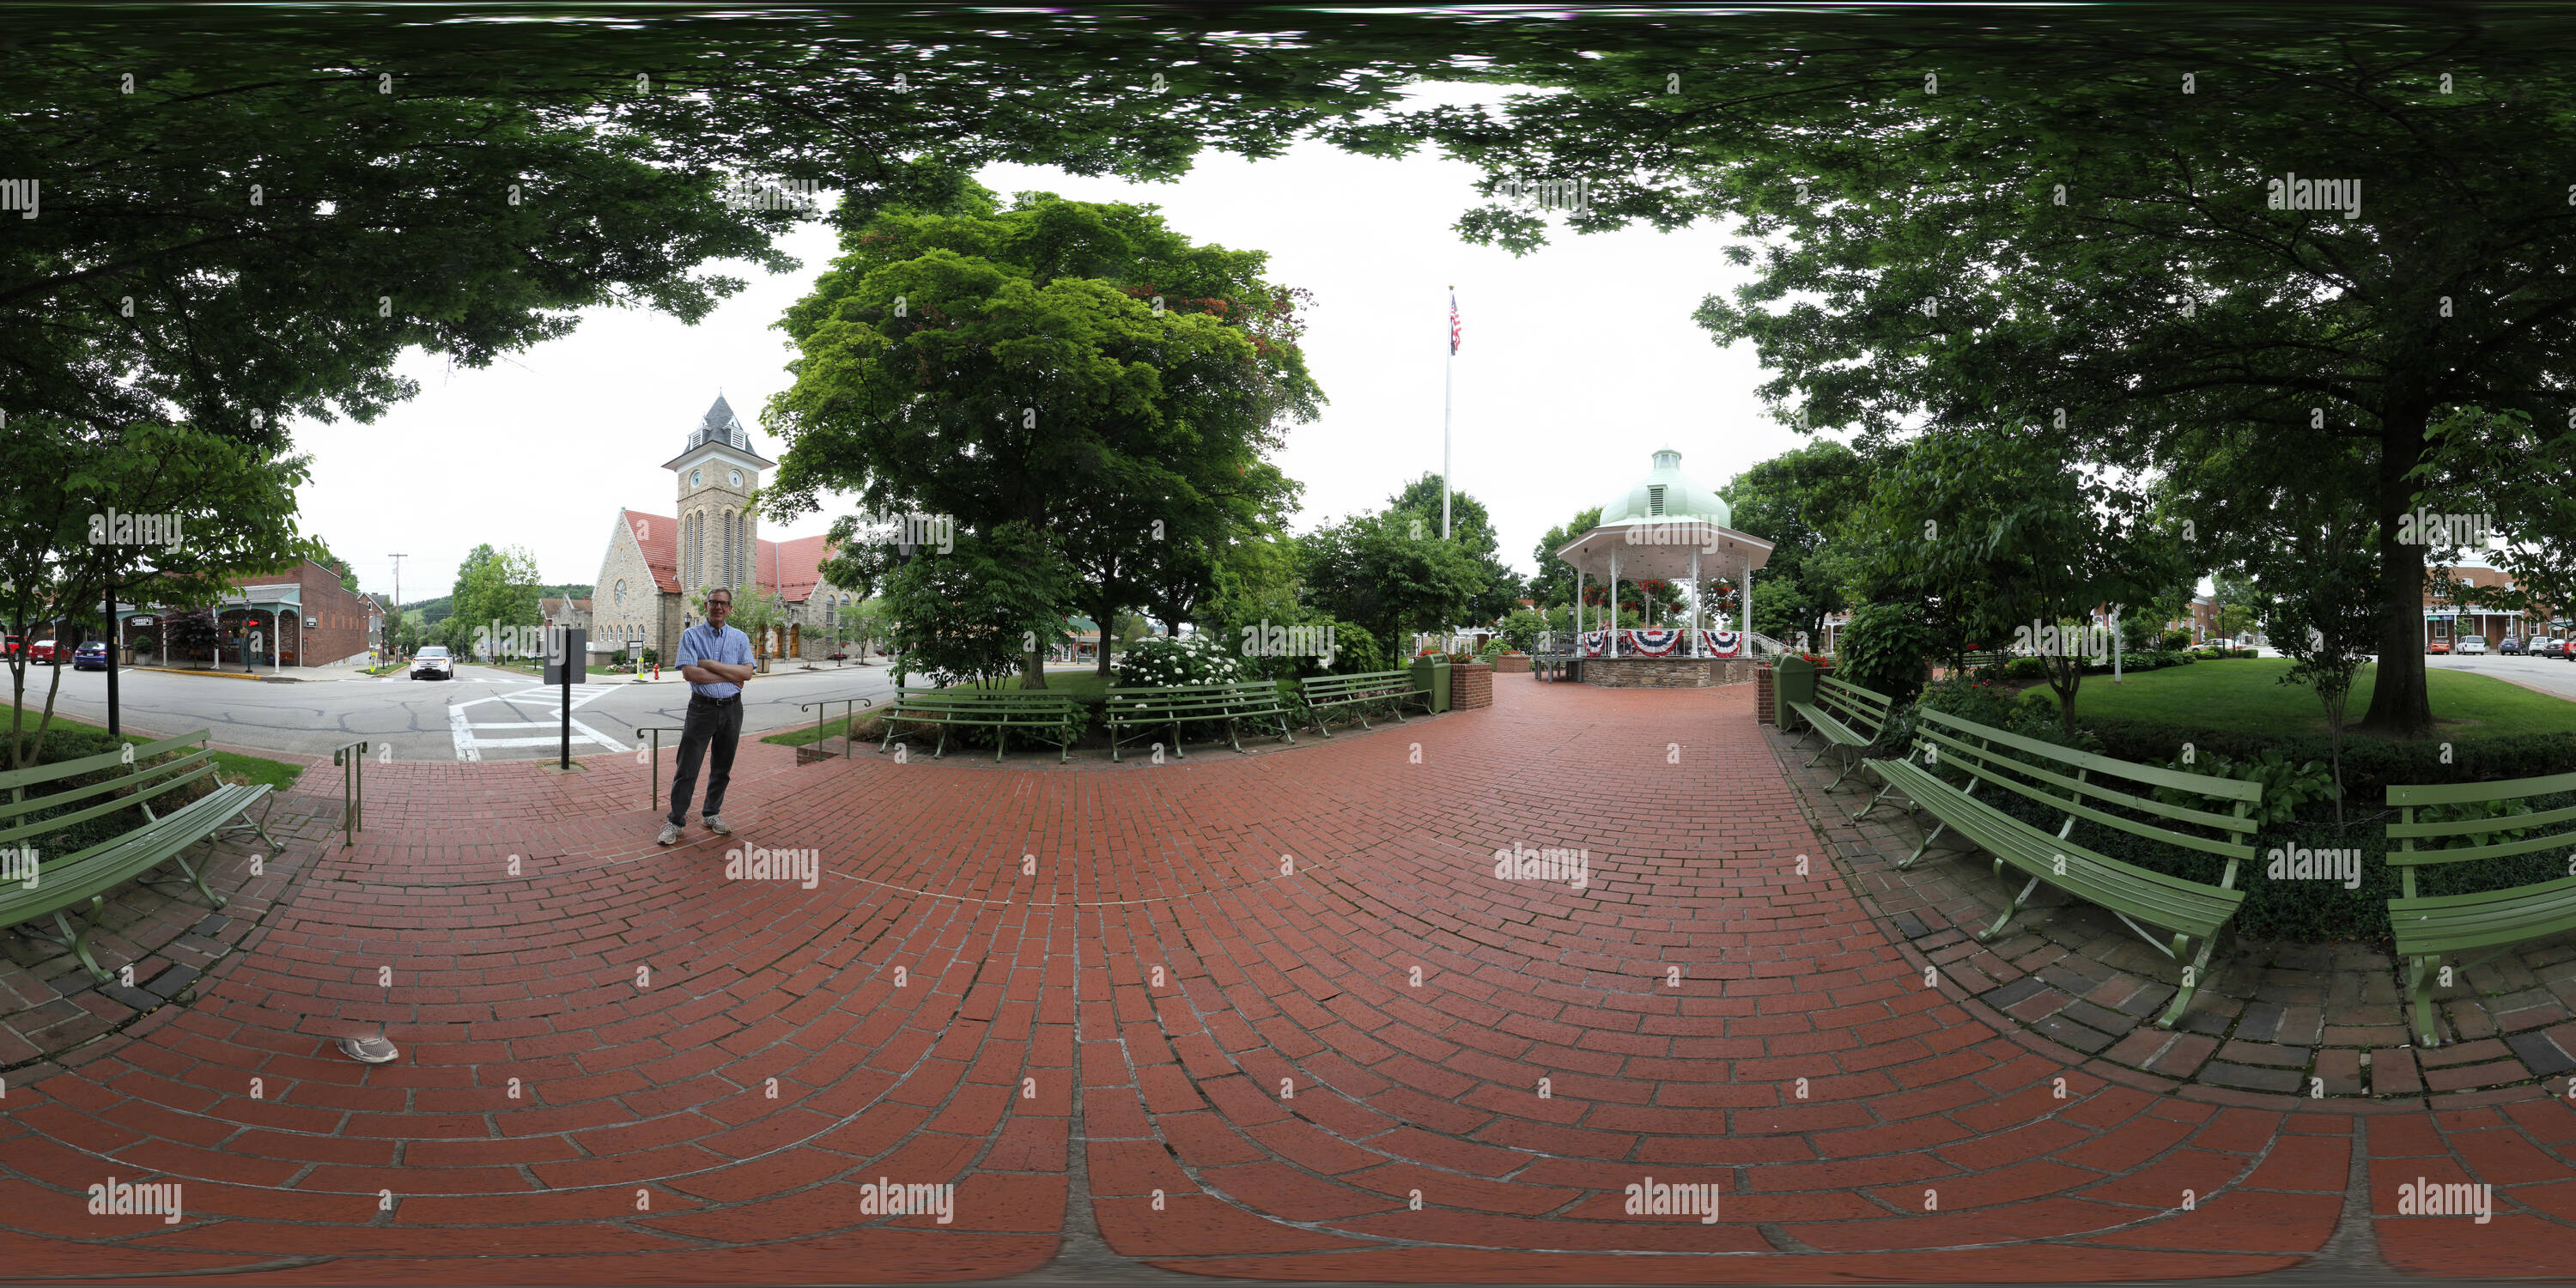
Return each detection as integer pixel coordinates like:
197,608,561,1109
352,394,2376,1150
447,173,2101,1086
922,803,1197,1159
1775,655,1819,732
1409,655,1452,714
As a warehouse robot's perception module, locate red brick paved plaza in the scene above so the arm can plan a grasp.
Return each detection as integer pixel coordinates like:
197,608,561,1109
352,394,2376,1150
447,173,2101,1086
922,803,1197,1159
4,677,2572,1283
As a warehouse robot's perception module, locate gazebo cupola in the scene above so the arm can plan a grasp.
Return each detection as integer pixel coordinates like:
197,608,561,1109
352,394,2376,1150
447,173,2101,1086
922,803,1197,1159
1600,447,1733,531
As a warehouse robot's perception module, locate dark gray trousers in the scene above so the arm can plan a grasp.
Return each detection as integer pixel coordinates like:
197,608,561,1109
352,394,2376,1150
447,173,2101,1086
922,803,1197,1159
666,693,743,826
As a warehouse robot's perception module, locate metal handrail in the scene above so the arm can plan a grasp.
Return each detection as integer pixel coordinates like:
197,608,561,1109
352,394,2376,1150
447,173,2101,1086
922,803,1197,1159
639,726,683,811
328,740,368,848
795,696,877,762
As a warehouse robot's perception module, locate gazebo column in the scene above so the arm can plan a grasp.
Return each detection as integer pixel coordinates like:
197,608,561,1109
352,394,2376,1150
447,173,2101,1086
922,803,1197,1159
1575,568,1585,644
1689,548,1701,657
1741,552,1753,657
1608,550,1620,657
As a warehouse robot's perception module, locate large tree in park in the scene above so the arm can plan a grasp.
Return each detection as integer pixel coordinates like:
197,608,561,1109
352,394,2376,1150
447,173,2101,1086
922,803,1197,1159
1381,17,2576,736
447,544,542,661
766,192,1317,689
1298,511,1492,653
0,422,308,769
1720,440,1869,647
1383,475,1523,624
1527,507,1603,611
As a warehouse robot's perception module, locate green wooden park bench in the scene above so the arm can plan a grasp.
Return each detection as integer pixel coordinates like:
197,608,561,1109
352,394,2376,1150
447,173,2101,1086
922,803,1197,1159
1783,672,1893,793
875,687,1084,762
2384,770,2576,1048
1955,651,2008,672
1531,654,1580,682
1105,680,1296,762
1297,670,1432,736
1853,707,2263,1028
0,731,275,981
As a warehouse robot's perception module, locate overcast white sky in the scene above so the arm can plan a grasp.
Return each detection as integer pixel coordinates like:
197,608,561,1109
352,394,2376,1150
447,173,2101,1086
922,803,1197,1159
290,90,1833,608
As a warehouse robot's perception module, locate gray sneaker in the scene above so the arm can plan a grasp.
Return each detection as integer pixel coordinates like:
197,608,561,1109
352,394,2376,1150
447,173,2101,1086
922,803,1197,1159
656,821,683,846
702,815,732,836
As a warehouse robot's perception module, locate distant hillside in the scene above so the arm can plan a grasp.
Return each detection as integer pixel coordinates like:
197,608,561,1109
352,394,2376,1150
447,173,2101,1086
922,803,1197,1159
405,585,591,627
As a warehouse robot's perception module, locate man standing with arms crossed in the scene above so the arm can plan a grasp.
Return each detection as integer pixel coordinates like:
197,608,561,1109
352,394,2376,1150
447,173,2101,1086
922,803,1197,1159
659,586,755,846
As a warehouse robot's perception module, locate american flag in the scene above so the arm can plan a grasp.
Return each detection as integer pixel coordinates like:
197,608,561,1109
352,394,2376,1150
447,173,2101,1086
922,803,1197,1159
1449,289,1461,355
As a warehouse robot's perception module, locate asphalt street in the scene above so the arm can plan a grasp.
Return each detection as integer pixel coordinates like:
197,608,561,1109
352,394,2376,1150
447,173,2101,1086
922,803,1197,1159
2423,649,2576,701
15,659,914,762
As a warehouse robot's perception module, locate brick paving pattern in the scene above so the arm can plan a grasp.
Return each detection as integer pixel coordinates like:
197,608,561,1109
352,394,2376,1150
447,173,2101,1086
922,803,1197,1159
0,677,2569,1281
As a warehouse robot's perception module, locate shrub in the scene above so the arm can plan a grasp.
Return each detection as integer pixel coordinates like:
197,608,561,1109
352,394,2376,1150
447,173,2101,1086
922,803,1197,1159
2003,656,2050,682
1113,635,1249,688
2161,629,2191,652
1499,608,1545,654
1837,601,1935,703
639,646,658,667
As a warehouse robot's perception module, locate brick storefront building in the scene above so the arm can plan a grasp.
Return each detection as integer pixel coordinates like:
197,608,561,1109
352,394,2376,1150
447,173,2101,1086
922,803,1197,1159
135,558,382,669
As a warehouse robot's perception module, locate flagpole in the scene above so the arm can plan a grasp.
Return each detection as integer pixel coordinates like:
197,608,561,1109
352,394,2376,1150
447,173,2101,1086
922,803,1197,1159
1442,285,1454,541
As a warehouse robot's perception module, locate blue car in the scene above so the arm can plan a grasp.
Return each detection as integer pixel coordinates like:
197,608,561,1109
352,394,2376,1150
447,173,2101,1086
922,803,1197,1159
70,641,111,671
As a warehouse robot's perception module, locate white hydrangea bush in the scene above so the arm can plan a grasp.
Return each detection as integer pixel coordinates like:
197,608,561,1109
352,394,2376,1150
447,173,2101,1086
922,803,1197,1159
1112,635,1249,690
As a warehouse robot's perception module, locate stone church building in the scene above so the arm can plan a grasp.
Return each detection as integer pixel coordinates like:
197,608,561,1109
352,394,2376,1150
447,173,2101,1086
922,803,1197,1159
590,395,856,664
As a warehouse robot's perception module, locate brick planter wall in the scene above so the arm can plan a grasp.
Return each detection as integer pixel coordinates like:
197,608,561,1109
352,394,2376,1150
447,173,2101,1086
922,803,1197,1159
1451,662,1493,709
1494,653,1531,674
1757,664,1775,723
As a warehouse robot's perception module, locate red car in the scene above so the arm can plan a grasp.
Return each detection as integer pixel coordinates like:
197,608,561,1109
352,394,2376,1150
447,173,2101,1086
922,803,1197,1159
2427,639,2451,655
27,639,58,664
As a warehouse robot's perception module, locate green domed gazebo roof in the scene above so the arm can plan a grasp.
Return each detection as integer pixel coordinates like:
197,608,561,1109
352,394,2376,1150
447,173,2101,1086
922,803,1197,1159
1599,447,1731,530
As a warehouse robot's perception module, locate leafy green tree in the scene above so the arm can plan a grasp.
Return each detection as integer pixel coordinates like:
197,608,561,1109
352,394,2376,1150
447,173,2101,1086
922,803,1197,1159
1394,17,2576,736
2416,407,2576,638
770,192,1315,690
1298,510,1491,651
448,544,542,662
2258,494,2379,828
1720,440,1868,647
1527,507,1602,611
2211,570,2263,642
3,420,310,768
880,529,1072,689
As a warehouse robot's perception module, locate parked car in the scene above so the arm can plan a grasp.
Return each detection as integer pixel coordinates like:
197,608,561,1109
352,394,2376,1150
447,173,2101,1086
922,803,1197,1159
28,639,59,664
2561,639,2576,660
2500,636,2526,655
0,635,19,659
2427,639,2451,654
2458,635,2489,655
70,641,110,671
410,645,455,680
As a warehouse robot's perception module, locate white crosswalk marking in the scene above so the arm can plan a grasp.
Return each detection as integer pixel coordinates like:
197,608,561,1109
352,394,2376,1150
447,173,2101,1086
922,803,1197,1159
448,684,629,759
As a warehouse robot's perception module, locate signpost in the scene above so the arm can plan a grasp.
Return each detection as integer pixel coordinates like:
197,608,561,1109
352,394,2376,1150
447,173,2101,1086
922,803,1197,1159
544,626,587,769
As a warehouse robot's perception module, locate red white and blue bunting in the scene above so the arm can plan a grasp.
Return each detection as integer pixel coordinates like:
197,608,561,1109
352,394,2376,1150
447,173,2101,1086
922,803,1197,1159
1700,629,1741,658
1627,628,1684,657
1579,630,1613,658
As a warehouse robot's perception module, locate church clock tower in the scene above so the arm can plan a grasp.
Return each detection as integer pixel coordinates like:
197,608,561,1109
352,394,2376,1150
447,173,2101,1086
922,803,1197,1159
662,395,775,602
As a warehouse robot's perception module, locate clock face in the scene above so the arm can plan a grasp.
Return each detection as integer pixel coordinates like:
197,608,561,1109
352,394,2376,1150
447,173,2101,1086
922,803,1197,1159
728,469,744,488
690,468,702,488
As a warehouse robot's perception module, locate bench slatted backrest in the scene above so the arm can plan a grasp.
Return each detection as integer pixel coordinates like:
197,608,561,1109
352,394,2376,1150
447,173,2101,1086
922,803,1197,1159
0,732,219,850
1912,708,2261,860
1304,670,1413,696
1814,675,1893,738
2385,771,2576,896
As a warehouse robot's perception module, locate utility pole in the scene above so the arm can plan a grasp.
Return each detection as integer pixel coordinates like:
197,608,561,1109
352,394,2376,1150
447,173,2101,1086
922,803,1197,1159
389,553,406,658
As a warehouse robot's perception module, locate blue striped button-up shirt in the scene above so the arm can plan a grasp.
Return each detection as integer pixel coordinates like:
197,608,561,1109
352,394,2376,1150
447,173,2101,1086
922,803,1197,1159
677,622,754,700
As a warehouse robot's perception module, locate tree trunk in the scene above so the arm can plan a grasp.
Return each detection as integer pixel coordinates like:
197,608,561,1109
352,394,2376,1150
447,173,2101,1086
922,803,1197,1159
1095,606,1116,680
2357,403,2435,738
1021,647,1048,690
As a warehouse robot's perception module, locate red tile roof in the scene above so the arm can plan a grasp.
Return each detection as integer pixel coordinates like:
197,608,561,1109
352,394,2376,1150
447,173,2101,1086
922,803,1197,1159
762,533,834,604
623,511,680,593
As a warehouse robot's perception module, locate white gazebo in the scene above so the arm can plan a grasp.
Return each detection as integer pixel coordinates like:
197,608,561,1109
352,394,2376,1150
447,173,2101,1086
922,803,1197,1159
1553,447,1774,678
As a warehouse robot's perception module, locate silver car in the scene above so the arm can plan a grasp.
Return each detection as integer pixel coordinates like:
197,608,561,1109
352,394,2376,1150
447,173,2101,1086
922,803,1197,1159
410,645,454,680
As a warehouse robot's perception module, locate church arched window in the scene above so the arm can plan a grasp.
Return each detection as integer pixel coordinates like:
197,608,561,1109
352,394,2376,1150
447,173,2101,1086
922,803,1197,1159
722,510,736,588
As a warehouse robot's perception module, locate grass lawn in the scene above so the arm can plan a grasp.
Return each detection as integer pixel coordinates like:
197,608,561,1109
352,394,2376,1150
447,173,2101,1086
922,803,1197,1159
4,705,303,791
2064,658,2575,738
